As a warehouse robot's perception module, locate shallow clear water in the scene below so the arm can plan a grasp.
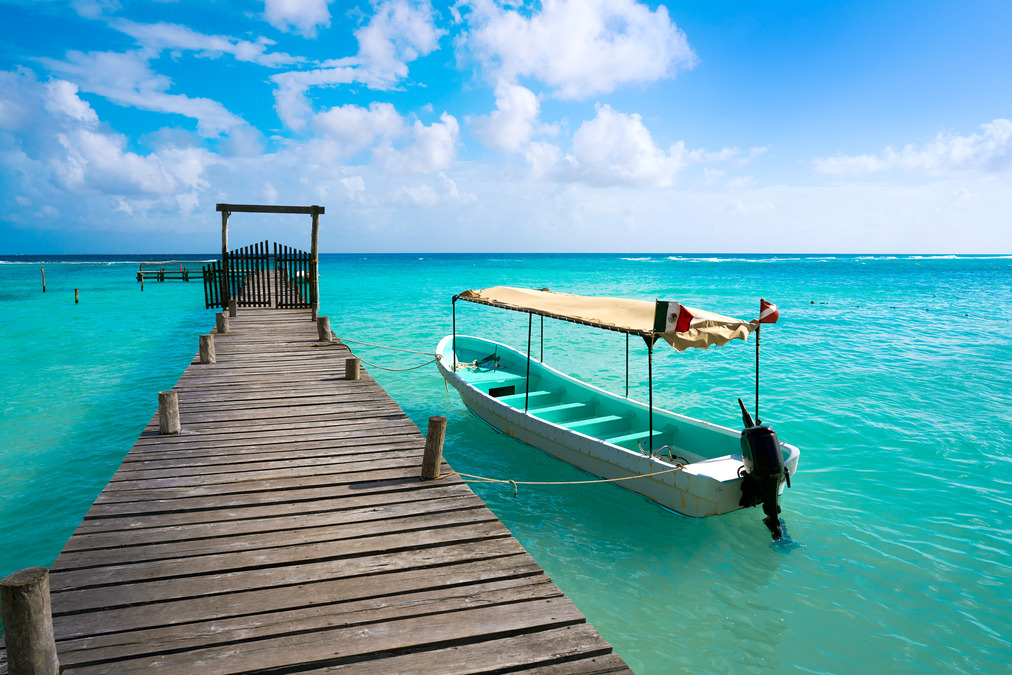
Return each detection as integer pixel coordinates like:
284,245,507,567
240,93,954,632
1,253,1010,673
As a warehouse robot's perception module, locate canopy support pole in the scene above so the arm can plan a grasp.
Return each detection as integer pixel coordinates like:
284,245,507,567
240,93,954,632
540,315,544,362
452,297,457,371
755,324,761,424
648,339,654,456
625,334,630,398
525,312,533,412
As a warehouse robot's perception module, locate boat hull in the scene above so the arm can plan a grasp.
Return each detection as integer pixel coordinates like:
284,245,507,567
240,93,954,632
437,335,800,517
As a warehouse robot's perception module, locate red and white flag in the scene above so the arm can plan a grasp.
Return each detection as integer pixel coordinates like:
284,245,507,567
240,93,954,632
759,298,779,324
666,303,694,332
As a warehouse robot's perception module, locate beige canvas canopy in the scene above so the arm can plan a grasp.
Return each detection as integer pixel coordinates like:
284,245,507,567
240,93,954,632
455,286,758,351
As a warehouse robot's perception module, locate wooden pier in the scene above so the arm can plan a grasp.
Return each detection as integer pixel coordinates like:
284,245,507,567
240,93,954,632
3,309,629,673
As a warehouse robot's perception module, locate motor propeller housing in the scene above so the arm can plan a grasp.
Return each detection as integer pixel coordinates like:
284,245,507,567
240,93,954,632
737,399,788,540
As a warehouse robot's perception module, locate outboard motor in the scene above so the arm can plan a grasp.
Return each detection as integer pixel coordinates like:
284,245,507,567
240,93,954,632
737,398,789,540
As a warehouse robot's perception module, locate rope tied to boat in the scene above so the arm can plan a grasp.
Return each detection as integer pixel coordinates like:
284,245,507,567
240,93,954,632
436,465,685,497
329,336,440,372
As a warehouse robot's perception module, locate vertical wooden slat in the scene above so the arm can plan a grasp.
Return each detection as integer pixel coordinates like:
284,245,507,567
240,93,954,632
264,240,270,307
256,241,263,306
258,241,264,306
251,242,257,306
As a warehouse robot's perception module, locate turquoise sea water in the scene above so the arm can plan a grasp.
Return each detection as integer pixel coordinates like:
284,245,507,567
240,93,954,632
1,253,1010,673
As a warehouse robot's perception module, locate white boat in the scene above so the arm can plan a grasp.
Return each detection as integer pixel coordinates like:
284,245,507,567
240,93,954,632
436,286,800,539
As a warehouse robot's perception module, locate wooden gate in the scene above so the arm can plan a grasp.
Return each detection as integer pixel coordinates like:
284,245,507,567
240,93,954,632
274,243,311,309
202,241,311,310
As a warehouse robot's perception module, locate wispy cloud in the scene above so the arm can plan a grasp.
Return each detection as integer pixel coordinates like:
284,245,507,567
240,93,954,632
111,20,305,68
39,50,244,136
271,0,444,130
814,119,1012,176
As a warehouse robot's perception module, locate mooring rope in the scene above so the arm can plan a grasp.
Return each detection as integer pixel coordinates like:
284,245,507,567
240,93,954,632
324,336,439,372
436,466,684,497
336,337,432,356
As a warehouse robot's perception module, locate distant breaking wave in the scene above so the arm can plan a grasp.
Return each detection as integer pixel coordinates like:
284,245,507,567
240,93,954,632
0,258,216,265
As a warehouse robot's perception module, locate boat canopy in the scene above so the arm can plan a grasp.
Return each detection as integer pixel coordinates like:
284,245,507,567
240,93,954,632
455,286,757,351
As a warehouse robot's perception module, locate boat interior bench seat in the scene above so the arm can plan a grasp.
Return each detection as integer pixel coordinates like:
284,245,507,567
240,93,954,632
529,401,595,423
496,389,560,407
605,429,662,449
563,414,629,437
467,372,527,397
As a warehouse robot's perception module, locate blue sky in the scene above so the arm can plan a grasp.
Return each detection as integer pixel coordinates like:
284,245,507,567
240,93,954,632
0,0,1009,254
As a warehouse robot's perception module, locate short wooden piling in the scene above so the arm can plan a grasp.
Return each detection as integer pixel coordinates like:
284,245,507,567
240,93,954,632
317,316,331,341
74,288,79,304
229,299,237,317
41,266,46,293
216,312,229,334
1,567,60,674
199,334,216,364
345,356,360,380
158,390,181,435
421,415,447,480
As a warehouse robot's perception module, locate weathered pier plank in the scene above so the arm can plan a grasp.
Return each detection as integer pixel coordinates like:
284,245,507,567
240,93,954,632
5,308,629,674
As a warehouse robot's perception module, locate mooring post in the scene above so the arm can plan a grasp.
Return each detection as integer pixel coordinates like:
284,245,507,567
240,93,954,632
229,298,237,317
216,312,229,335
345,357,360,380
199,334,216,364
317,316,331,341
421,416,447,480
41,266,46,293
158,391,180,435
311,305,319,322
0,567,60,674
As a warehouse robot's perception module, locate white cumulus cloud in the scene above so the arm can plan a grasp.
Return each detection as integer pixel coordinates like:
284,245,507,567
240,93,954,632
311,102,406,156
264,0,334,38
375,112,459,173
472,82,546,153
459,0,696,99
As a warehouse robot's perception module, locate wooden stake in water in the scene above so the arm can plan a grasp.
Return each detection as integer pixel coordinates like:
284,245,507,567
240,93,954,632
74,288,79,304
41,266,46,293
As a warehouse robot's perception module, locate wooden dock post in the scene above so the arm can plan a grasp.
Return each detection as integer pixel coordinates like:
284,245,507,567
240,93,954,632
199,334,216,364
158,391,181,435
345,357,360,380
421,416,447,480
317,316,331,341
74,288,79,304
1,567,60,674
41,266,45,293
229,299,237,317
216,312,229,334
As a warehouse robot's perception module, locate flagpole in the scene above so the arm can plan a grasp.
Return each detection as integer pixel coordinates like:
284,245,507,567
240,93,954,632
755,322,761,424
